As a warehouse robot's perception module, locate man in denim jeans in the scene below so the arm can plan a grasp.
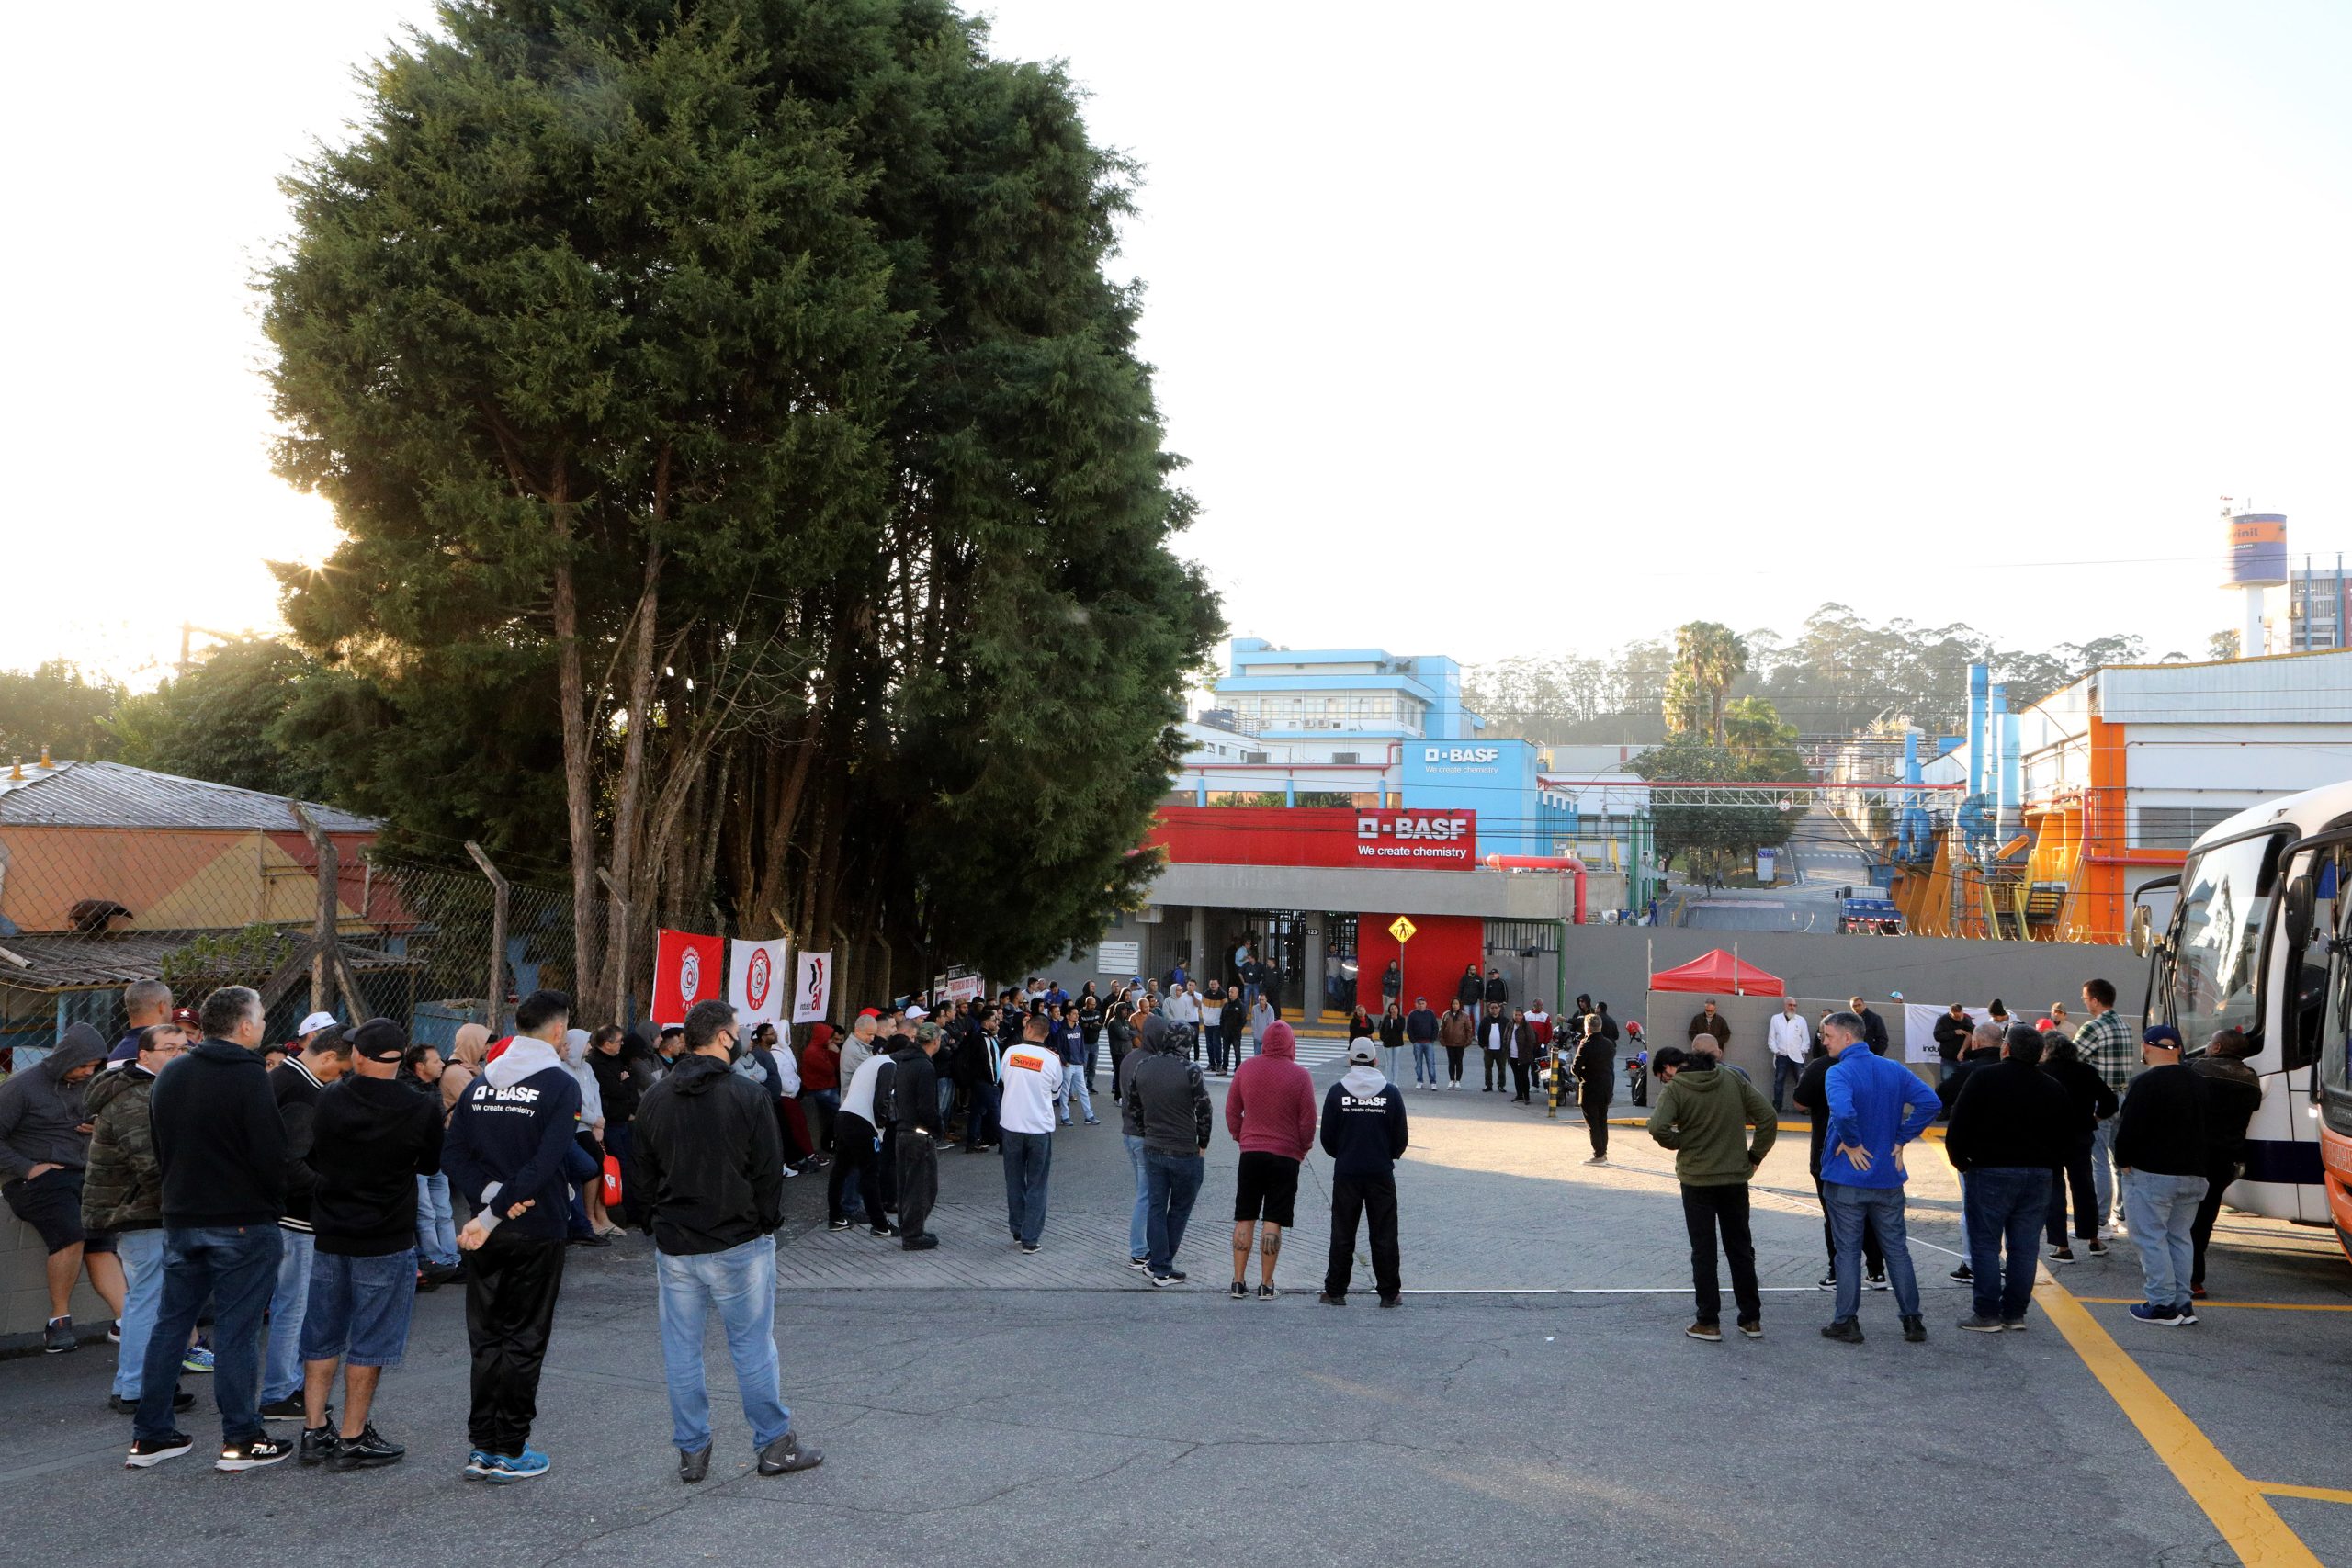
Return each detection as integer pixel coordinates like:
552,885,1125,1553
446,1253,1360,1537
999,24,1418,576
1124,1013,1213,1286
129,986,292,1472
1817,1010,1939,1346
1943,1024,2070,1333
635,998,822,1483
2114,1025,2208,1326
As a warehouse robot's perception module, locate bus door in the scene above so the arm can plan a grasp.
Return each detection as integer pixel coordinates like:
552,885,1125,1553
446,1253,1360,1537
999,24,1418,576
2285,836,2352,1234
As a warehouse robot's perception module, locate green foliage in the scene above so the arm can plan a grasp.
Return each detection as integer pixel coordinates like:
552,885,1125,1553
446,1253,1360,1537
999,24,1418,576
1668,622,1747,743
160,923,296,992
0,660,123,762
107,639,331,800
1722,695,1803,776
1629,738,1792,865
262,0,1220,983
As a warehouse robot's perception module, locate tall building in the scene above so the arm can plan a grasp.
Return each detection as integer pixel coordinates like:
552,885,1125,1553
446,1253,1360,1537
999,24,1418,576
2288,561,2350,652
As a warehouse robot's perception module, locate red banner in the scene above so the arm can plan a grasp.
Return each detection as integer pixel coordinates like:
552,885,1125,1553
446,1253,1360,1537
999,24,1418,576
651,928,725,1025
1148,806,1476,869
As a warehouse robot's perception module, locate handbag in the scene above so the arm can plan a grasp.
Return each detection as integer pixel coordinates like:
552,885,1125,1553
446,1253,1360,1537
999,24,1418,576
600,1154,624,1209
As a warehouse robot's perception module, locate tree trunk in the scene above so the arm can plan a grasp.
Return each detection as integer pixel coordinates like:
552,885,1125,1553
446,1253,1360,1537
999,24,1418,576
602,457,667,1017
548,461,605,1019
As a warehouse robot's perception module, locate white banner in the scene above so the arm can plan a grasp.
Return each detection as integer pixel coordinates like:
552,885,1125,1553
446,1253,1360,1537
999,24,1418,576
729,938,789,1029
1901,1003,1988,1065
791,949,834,1024
1098,939,1141,976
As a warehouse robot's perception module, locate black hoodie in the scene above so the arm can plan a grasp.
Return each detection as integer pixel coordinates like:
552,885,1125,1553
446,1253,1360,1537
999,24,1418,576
152,1037,286,1228
632,1052,784,1256
311,1073,445,1256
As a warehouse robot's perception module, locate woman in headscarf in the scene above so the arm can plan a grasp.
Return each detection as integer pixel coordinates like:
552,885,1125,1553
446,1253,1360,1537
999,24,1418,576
442,1021,490,1115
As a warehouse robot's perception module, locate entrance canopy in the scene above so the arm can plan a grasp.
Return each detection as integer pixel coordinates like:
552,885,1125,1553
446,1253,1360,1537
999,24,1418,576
1647,948,1784,997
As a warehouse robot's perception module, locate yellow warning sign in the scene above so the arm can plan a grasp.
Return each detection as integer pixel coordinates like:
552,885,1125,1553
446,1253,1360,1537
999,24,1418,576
1388,916,1418,944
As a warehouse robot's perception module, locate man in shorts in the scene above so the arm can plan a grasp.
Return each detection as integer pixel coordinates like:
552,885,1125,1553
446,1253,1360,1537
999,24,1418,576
297,1019,445,1469
1223,1020,1317,1300
0,1023,122,1353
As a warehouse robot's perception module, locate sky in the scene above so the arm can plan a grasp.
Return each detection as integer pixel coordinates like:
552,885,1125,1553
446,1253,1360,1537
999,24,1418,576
11,0,2352,686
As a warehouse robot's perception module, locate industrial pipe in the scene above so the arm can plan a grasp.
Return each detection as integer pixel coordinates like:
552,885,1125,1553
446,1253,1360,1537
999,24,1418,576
1481,854,1588,924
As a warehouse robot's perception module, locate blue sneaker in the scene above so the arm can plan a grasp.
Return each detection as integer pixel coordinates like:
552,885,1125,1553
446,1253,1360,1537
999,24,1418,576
480,1448,551,1483
463,1449,497,1478
2129,1303,2184,1326
181,1345,216,1375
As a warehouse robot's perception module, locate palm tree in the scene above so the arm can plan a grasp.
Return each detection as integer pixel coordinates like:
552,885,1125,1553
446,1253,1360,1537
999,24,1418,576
1668,622,1748,744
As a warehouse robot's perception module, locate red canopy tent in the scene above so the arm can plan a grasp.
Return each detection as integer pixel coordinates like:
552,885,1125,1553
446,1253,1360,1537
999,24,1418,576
1647,948,1785,998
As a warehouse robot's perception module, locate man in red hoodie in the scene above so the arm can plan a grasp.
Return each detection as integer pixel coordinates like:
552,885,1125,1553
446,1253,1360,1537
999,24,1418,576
1223,1020,1317,1301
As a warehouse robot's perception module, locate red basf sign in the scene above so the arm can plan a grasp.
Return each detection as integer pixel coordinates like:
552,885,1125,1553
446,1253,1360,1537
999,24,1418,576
1147,807,1476,869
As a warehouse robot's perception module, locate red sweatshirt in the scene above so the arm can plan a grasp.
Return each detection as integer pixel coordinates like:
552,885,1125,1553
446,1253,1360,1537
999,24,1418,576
799,1024,840,1093
1224,1021,1317,1160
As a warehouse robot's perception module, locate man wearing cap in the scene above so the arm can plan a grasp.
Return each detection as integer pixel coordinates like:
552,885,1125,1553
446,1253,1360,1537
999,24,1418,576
888,1022,948,1250
1318,1037,1408,1307
1404,997,1441,1091
259,1014,351,1420
2113,1024,2208,1325
296,1018,445,1469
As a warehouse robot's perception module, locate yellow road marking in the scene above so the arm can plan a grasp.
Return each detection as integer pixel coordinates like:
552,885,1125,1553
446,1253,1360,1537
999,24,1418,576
2075,1297,2352,1314
2038,1278,2321,1566
2255,1483,2352,1506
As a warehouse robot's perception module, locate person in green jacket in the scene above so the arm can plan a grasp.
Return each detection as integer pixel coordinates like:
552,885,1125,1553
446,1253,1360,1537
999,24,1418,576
1645,1043,1779,1342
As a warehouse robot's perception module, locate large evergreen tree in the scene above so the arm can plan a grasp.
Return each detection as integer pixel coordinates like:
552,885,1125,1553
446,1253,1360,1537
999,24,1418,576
264,0,1219,1006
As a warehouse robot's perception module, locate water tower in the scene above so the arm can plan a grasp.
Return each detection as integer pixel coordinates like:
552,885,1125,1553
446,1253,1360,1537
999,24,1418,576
2223,507,2288,657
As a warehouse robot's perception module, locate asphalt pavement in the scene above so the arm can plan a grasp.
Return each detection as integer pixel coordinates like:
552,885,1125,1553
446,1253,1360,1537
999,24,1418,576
3,1055,2346,1567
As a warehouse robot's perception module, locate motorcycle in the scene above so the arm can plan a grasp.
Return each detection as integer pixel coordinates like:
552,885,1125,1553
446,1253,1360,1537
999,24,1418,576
1623,1022,1649,1106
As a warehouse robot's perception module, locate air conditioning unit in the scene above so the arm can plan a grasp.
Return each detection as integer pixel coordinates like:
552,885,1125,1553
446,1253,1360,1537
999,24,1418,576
1332,751,1359,765
1243,751,1270,764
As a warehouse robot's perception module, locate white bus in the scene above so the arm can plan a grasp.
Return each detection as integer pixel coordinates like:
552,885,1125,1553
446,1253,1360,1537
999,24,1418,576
2134,779,2352,1252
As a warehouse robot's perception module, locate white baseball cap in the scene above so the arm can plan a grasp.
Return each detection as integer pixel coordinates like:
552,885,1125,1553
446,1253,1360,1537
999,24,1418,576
1347,1037,1378,1065
904,1004,929,1021
297,1011,340,1037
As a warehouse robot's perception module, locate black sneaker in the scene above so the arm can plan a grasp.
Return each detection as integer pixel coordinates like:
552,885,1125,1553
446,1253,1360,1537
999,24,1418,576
679,1445,712,1484
2086,1239,2109,1258
299,1422,340,1467
1817,1274,1838,1291
901,1233,939,1251
758,1431,823,1476
1317,1292,1345,1306
1820,1319,1864,1344
1019,1241,1040,1255
259,1394,307,1421
1957,1314,2005,1334
110,1391,195,1414
126,1431,195,1468
1128,1256,1149,1269
1865,1270,1890,1291
1228,1280,1248,1301
1378,1295,1401,1309
43,1315,75,1354
1256,1283,1278,1302
1147,1269,1185,1287
869,1224,899,1239
825,1218,852,1232
1949,1263,1973,1283
2049,1247,2078,1264
217,1433,294,1472
327,1425,405,1471
1901,1315,1928,1343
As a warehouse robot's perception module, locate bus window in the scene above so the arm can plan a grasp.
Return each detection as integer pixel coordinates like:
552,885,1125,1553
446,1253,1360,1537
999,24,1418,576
2295,851,2352,1072
2169,832,2282,1052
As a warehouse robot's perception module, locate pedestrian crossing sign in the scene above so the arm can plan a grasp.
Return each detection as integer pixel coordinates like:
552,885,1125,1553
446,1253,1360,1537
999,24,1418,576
1388,916,1417,943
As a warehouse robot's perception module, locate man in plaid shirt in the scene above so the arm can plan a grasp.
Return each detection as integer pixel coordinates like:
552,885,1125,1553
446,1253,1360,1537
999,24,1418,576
2075,977,2134,1243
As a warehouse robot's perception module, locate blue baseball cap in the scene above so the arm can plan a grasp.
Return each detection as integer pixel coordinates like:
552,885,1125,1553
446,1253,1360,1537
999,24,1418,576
2142,1023,2183,1049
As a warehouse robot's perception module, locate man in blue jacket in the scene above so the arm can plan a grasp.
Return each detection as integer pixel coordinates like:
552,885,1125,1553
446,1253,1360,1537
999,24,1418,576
445,990,582,1483
1317,1040,1409,1307
1819,1010,1939,1345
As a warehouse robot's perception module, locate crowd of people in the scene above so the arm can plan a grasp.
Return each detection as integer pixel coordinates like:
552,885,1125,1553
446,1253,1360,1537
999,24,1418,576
0,961,2271,1480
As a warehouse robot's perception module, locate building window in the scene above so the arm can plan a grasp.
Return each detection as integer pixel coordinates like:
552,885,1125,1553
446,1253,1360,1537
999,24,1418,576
2132,807,2240,851
1243,751,1270,764
1332,751,1359,765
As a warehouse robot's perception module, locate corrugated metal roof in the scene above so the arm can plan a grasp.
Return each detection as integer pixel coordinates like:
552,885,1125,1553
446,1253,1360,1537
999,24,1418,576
0,930,418,994
0,761,375,834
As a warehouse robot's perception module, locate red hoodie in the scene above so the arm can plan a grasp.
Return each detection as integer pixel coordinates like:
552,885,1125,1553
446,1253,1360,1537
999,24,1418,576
799,1023,840,1092
1225,1021,1317,1160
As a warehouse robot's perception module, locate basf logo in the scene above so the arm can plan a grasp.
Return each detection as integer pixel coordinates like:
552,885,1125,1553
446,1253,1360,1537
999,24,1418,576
1422,746,1499,765
1351,808,1476,864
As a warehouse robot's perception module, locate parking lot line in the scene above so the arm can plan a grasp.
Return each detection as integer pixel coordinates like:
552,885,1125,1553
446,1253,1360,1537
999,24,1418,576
2038,1280,2322,1567
2253,1483,2352,1506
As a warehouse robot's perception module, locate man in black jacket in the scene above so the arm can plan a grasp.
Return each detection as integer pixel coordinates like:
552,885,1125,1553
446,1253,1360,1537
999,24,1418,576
1945,1024,2071,1332
2187,1029,2263,1300
1318,1039,1408,1307
2113,1025,2208,1326
890,1023,948,1251
1572,1015,1615,1163
1127,1015,1213,1285
1936,1021,2004,1284
444,989,583,1482
298,1018,444,1471
1851,996,1890,1056
130,986,293,1472
1932,1003,1974,1082
636,999,820,1483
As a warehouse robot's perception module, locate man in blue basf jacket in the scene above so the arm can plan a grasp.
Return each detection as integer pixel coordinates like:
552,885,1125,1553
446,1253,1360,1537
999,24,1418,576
445,990,582,1484
1819,1010,1939,1347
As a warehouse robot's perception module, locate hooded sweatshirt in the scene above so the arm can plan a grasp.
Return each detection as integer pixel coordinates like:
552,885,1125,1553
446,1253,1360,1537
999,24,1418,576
633,1051,784,1255
441,1034,583,1242
310,1072,445,1256
1124,1016,1212,1156
1645,1061,1778,1186
799,1024,841,1093
0,1022,106,1179
152,1036,286,1228
563,1028,605,1127
1225,1021,1317,1160
81,1061,164,1233
1319,1061,1408,1182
